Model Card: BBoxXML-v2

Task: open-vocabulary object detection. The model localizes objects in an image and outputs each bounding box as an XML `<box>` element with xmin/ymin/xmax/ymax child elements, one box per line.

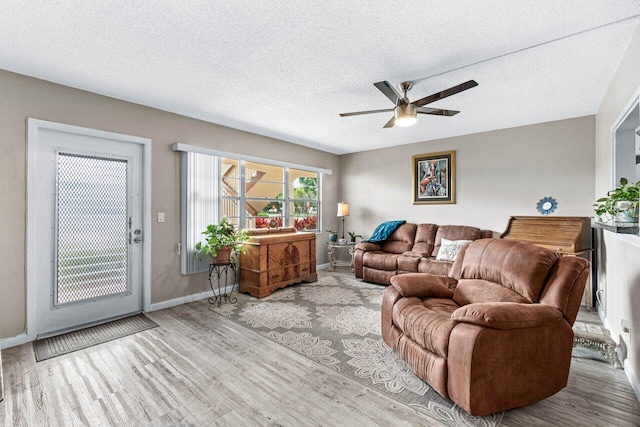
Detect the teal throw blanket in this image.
<box><xmin>365</xmin><ymin>220</ymin><xmax>407</xmax><ymax>243</ymax></box>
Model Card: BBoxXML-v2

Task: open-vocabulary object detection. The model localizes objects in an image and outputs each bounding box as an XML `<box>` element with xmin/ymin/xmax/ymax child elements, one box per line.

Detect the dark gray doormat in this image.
<box><xmin>33</xmin><ymin>314</ymin><xmax>158</xmax><ymax>362</ymax></box>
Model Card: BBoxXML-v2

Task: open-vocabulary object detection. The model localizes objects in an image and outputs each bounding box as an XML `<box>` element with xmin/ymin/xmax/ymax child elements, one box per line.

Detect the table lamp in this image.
<box><xmin>337</xmin><ymin>202</ymin><xmax>349</xmax><ymax>240</ymax></box>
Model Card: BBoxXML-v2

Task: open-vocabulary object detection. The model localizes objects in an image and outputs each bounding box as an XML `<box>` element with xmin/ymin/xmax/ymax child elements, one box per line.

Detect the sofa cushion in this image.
<box><xmin>431</xmin><ymin>225</ymin><xmax>482</xmax><ymax>257</ymax></box>
<box><xmin>411</xmin><ymin>223</ymin><xmax>438</xmax><ymax>255</ymax></box>
<box><xmin>362</xmin><ymin>252</ymin><xmax>398</xmax><ymax>271</ymax></box>
<box><xmin>459</xmin><ymin>239</ymin><xmax>558</xmax><ymax>303</ymax></box>
<box><xmin>380</xmin><ymin>223</ymin><xmax>418</xmax><ymax>254</ymax></box>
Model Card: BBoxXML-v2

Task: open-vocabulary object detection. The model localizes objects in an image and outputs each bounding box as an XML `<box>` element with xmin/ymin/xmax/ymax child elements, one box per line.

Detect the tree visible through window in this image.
<box><xmin>220</xmin><ymin>159</ymin><xmax>319</xmax><ymax>231</ymax></box>
<box><xmin>289</xmin><ymin>170</ymin><xmax>318</xmax><ymax>231</ymax></box>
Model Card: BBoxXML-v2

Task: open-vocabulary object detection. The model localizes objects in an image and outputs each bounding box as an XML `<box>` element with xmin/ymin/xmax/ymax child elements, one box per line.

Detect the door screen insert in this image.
<box><xmin>55</xmin><ymin>153</ymin><xmax>129</xmax><ymax>305</ymax></box>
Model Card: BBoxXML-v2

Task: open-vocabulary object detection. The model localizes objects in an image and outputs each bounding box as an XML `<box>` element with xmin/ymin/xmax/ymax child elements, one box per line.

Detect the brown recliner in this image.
<box><xmin>382</xmin><ymin>238</ymin><xmax>590</xmax><ymax>416</ymax></box>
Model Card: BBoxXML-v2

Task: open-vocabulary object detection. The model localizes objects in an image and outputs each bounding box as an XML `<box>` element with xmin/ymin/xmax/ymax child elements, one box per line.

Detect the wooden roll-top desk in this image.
<box><xmin>501</xmin><ymin>216</ymin><xmax>593</xmax><ymax>308</ymax></box>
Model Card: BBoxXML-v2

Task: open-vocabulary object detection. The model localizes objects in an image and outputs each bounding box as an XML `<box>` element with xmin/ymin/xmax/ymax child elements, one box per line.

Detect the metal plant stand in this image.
<box><xmin>208</xmin><ymin>262</ymin><xmax>237</xmax><ymax>307</ymax></box>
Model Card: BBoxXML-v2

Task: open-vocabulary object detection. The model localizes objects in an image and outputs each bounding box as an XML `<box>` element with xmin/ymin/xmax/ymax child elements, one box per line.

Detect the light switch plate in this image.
<box><xmin>158</xmin><ymin>212</ymin><xmax>165</xmax><ymax>223</ymax></box>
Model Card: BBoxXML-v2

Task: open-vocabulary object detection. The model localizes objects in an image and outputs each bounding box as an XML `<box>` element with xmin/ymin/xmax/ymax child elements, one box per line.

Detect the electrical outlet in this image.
<box><xmin>158</xmin><ymin>212</ymin><xmax>165</xmax><ymax>223</ymax></box>
<box><xmin>621</xmin><ymin>319</ymin><xmax>631</xmax><ymax>333</ymax></box>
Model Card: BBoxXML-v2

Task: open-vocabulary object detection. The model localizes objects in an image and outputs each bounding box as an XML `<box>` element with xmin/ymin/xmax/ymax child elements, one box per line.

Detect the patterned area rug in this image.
<box><xmin>210</xmin><ymin>272</ymin><xmax>502</xmax><ymax>426</ymax></box>
<box><xmin>33</xmin><ymin>314</ymin><xmax>158</xmax><ymax>362</ymax></box>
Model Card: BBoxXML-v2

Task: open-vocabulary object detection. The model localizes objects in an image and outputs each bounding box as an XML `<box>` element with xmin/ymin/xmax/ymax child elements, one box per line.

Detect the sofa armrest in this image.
<box><xmin>390</xmin><ymin>273</ymin><xmax>457</xmax><ymax>298</ymax></box>
<box><xmin>451</xmin><ymin>302</ymin><xmax>562</xmax><ymax>330</ymax></box>
<box><xmin>355</xmin><ymin>242</ymin><xmax>381</xmax><ymax>252</ymax></box>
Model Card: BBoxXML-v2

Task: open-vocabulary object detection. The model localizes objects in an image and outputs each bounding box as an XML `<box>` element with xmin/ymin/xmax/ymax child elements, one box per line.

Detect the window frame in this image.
<box><xmin>220</xmin><ymin>158</ymin><xmax>320</xmax><ymax>231</ymax></box>
<box><xmin>173</xmin><ymin>143</ymin><xmax>331</xmax><ymax>274</ymax></box>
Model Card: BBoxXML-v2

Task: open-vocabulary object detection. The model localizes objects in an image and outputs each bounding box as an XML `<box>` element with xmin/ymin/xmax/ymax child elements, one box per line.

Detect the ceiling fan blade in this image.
<box><xmin>413</xmin><ymin>80</ymin><xmax>478</xmax><ymax>107</ymax></box>
<box><xmin>340</xmin><ymin>108</ymin><xmax>394</xmax><ymax>117</ymax></box>
<box><xmin>417</xmin><ymin>107</ymin><xmax>460</xmax><ymax>117</ymax></box>
<box><xmin>374</xmin><ymin>81</ymin><xmax>402</xmax><ymax>105</ymax></box>
<box><xmin>383</xmin><ymin>116</ymin><xmax>395</xmax><ymax>128</ymax></box>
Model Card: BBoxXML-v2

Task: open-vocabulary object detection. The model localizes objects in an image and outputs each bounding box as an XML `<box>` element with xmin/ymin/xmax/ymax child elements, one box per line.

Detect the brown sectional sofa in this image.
<box><xmin>382</xmin><ymin>238</ymin><xmax>590</xmax><ymax>415</ymax></box>
<box><xmin>354</xmin><ymin>223</ymin><xmax>493</xmax><ymax>284</ymax></box>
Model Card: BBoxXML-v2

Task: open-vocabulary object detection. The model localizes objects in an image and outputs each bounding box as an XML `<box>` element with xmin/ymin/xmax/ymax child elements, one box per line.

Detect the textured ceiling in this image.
<box><xmin>0</xmin><ymin>1</ymin><xmax>638</xmax><ymax>154</ymax></box>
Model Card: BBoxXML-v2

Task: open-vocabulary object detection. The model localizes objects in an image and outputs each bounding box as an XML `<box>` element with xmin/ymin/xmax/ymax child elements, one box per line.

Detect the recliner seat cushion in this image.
<box><xmin>392</xmin><ymin>297</ymin><xmax>458</xmax><ymax>357</ymax></box>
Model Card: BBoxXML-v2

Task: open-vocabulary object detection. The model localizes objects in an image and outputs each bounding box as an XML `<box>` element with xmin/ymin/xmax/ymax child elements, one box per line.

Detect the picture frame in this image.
<box><xmin>412</xmin><ymin>150</ymin><xmax>456</xmax><ymax>204</ymax></box>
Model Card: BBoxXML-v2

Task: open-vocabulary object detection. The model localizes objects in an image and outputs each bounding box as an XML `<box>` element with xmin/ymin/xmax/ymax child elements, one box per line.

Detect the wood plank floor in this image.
<box><xmin>2</xmin><ymin>271</ymin><xmax>639</xmax><ymax>426</ymax></box>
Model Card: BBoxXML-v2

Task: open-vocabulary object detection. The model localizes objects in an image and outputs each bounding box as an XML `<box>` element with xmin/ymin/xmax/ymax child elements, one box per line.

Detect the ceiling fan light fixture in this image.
<box><xmin>394</xmin><ymin>103</ymin><xmax>417</xmax><ymax>127</ymax></box>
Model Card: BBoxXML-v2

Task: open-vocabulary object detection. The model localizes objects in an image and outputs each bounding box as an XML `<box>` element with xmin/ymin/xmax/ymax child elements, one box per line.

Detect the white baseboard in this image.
<box><xmin>147</xmin><ymin>285</ymin><xmax>238</xmax><ymax>312</ymax></box>
<box><xmin>0</xmin><ymin>333</ymin><xmax>30</xmax><ymax>350</ymax></box>
<box><xmin>317</xmin><ymin>263</ymin><xmax>330</xmax><ymax>270</ymax></box>
<box><xmin>625</xmin><ymin>360</ymin><xmax>640</xmax><ymax>403</ymax></box>
<box><xmin>599</xmin><ymin>308</ymin><xmax>617</xmax><ymax>342</ymax></box>
<box><xmin>598</xmin><ymin>307</ymin><xmax>640</xmax><ymax>403</ymax></box>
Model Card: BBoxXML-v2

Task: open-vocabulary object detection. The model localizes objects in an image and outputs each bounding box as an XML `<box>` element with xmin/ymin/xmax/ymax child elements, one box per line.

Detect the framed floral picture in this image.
<box><xmin>412</xmin><ymin>150</ymin><xmax>456</xmax><ymax>204</ymax></box>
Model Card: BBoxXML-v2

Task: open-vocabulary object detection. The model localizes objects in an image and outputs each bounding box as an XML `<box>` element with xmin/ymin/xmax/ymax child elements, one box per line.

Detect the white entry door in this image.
<box><xmin>30</xmin><ymin>123</ymin><xmax>145</xmax><ymax>338</ymax></box>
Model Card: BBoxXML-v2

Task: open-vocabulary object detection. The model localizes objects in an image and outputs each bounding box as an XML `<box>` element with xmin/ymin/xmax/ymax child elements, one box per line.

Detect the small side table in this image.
<box><xmin>327</xmin><ymin>242</ymin><xmax>357</xmax><ymax>272</ymax></box>
<box><xmin>208</xmin><ymin>262</ymin><xmax>237</xmax><ymax>307</ymax></box>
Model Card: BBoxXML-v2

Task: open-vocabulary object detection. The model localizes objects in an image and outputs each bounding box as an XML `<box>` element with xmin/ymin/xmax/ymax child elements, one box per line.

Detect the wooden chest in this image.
<box><xmin>239</xmin><ymin>228</ymin><xmax>317</xmax><ymax>298</ymax></box>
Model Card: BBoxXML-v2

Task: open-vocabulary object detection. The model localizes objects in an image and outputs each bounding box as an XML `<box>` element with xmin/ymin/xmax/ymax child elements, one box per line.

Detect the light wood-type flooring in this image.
<box><xmin>2</xmin><ymin>271</ymin><xmax>639</xmax><ymax>426</ymax></box>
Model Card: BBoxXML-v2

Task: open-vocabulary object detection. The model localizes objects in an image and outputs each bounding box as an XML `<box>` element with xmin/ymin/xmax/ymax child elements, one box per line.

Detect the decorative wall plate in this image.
<box><xmin>268</xmin><ymin>218</ymin><xmax>279</xmax><ymax>229</ymax></box>
<box><xmin>536</xmin><ymin>197</ymin><xmax>558</xmax><ymax>215</ymax></box>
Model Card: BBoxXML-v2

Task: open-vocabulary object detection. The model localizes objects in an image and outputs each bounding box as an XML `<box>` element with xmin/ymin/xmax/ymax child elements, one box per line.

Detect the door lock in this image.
<box><xmin>133</xmin><ymin>229</ymin><xmax>142</xmax><ymax>243</ymax></box>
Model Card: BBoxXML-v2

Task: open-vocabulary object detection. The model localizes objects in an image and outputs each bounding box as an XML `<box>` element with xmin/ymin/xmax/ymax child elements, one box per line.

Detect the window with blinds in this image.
<box><xmin>178</xmin><ymin>149</ymin><xmax>323</xmax><ymax>274</ymax></box>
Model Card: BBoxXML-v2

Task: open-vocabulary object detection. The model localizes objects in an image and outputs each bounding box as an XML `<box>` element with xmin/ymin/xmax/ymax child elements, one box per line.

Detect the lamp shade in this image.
<box><xmin>337</xmin><ymin>202</ymin><xmax>349</xmax><ymax>217</ymax></box>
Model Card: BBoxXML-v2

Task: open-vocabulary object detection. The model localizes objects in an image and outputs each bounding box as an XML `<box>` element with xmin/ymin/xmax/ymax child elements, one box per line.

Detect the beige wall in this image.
<box><xmin>339</xmin><ymin>115</ymin><xmax>595</xmax><ymax>236</ymax></box>
<box><xmin>0</xmin><ymin>69</ymin><xmax>339</xmax><ymax>340</ymax></box>
<box><xmin>595</xmin><ymin>22</ymin><xmax>640</xmax><ymax>387</ymax></box>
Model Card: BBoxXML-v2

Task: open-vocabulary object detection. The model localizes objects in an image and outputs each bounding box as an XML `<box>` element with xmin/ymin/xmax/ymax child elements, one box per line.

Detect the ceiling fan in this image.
<box><xmin>340</xmin><ymin>79</ymin><xmax>478</xmax><ymax>128</ymax></box>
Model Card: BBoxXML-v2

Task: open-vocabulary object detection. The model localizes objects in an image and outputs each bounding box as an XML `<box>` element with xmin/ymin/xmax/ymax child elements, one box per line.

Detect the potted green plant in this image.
<box><xmin>195</xmin><ymin>218</ymin><xmax>250</xmax><ymax>264</ymax></box>
<box><xmin>593</xmin><ymin>177</ymin><xmax>640</xmax><ymax>223</ymax></box>
<box><xmin>347</xmin><ymin>231</ymin><xmax>362</xmax><ymax>243</ymax></box>
<box><xmin>326</xmin><ymin>229</ymin><xmax>338</xmax><ymax>242</ymax></box>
